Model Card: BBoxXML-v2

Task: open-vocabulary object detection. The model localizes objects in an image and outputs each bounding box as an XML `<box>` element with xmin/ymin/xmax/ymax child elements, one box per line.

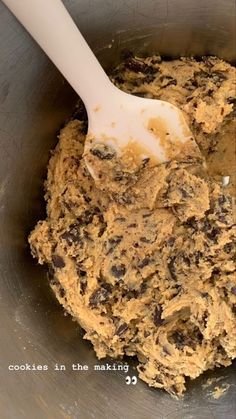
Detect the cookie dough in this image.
<box><xmin>112</xmin><ymin>54</ymin><xmax>236</xmax><ymax>196</ymax></box>
<box><xmin>29</xmin><ymin>55</ymin><xmax>236</xmax><ymax>396</ymax></box>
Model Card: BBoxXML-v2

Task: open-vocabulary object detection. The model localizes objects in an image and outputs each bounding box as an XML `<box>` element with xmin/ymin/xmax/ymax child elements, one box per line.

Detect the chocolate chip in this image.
<box><xmin>83</xmin><ymin>210</ymin><xmax>94</xmax><ymax>224</ymax></box>
<box><xmin>218</xmin><ymin>215</ymin><xmax>227</xmax><ymax>224</ymax></box>
<box><xmin>184</xmin><ymin>80</ymin><xmax>196</xmax><ymax>90</ymax></box>
<box><xmin>127</xmin><ymin>223</ymin><xmax>137</xmax><ymax>228</ymax></box>
<box><xmin>111</xmin><ymin>264</ymin><xmax>126</xmax><ymax>278</ymax></box>
<box><xmin>168</xmin><ymin>257</ymin><xmax>177</xmax><ymax>281</ymax></box>
<box><xmin>140</xmin><ymin>281</ymin><xmax>147</xmax><ymax>294</ymax></box>
<box><xmin>141</xmin><ymin>157</ymin><xmax>150</xmax><ymax>167</ymax></box>
<box><xmin>153</xmin><ymin>305</ymin><xmax>163</xmax><ymax>326</ymax></box>
<box><xmin>186</xmin><ymin>96</ymin><xmax>193</xmax><ymax>103</ymax></box>
<box><xmin>52</xmin><ymin>254</ymin><xmax>65</xmax><ymax>268</ymax></box>
<box><xmin>194</xmin><ymin>70</ymin><xmax>209</xmax><ymax>80</ymax></box>
<box><xmin>202</xmin><ymin>311</ymin><xmax>208</xmax><ymax>327</ymax></box>
<box><xmin>212</xmin><ymin>71</ymin><xmax>227</xmax><ymax>83</ymax></box>
<box><xmin>159</xmin><ymin>75</ymin><xmax>177</xmax><ymax>87</ymax></box>
<box><xmin>212</xmin><ymin>267</ymin><xmax>220</xmax><ymax>276</ymax></box>
<box><xmin>207</xmin><ymin>88</ymin><xmax>214</xmax><ymax>97</ymax></box>
<box><xmin>164</xmin><ymin>78</ymin><xmax>177</xmax><ymax>87</ymax></box>
<box><xmin>138</xmin><ymin>257</ymin><xmax>151</xmax><ymax>268</ymax></box>
<box><xmin>171</xmin><ymin>331</ymin><xmax>194</xmax><ymax>350</ymax></box>
<box><xmin>218</xmin><ymin>195</ymin><xmax>227</xmax><ymax>205</ymax></box>
<box><xmin>77</xmin><ymin>268</ymin><xmax>86</xmax><ymax>277</ymax></box>
<box><xmin>131</xmin><ymin>337</ymin><xmax>140</xmax><ymax>344</ymax></box>
<box><xmin>113</xmin><ymin>172</ymin><xmax>124</xmax><ymax>181</ymax></box>
<box><xmin>77</xmin><ymin>268</ymin><xmax>87</xmax><ymax>295</ymax></box>
<box><xmin>163</xmin><ymin>346</ymin><xmax>171</xmax><ymax>355</ymax></box>
<box><xmin>61</xmin><ymin>224</ymin><xmax>81</xmax><ymax>245</ymax></box>
<box><xmin>49</xmin><ymin>275</ymin><xmax>66</xmax><ymax>298</ymax></box>
<box><xmin>106</xmin><ymin>236</ymin><xmax>123</xmax><ymax>254</ymax></box>
<box><xmin>89</xmin><ymin>287</ymin><xmax>110</xmax><ymax>307</ymax></box>
<box><xmin>166</xmin><ymin>237</ymin><xmax>175</xmax><ymax>247</ymax></box>
<box><xmin>98</xmin><ymin>223</ymin><xmax>107</xmax><ymax>238</ymax></box>
<box><xmin>184</xmin><ymin>217</ymin><xmax>198</xmax><ymax>230</ymax></box>
<box><xmin>143</xmin><ymin>73</ymin><xmax>156</xmax><ymax>83</ymax></box>
<box><xmin>140</xmin><ymin>236</ymin><xmax>150</xmax><ymax>243</ymax></box>
<box><xmin>142</xmin><ymin>213</ymin><xmax>152</xmax><ymax>218</ymax></box>
<box><xmin>114</xmin><ymin>76</ymin><xmax>124</xmax><ymax>84</ymax></box>
<box><xmin>183</xmin><ymin>255</ymin><xmax>191</xmax><ymax>267</ymax></box>
<box><xmin>227</xmin><ymin>96</ymin><xmax>236</xmax><ymax>105</ymax></box>
<box><xmin>100</xmin><ymin>282</ymin><xmax>112</xmax><ymax>293</ymax></box>
<box><xmin>49</xmin><ymin>274</ymin><xmax>59</xmax><ymax>287</ymax></box>
<box><xmin>231</xmin><ymin>287</ymin><xmax>236</xmax><ymax>295</ymax></box>
<box><xmin>98</xmin><ymin>214</ymin><xmax>107</xmax><ymax>237</ymax></box>
<box><xmin>115</xmin><ymin>323</ymin><xmax>128</xmax><ymax>336</ymax></box>
<box><xmin>224</xmin><ymin>243</ymin><xmax>233</xmax><ymax>253</ymax></box>
<box><xmin>80</xmin><ymin>278</ymin><xmax>87</xmax><ymax>295</ymax></box>
<box><xmin>134</xmin><ymin>92</ymin><xmax>147</xmax><ymax>98</ymax></box>
<box><xmin>90</xmin><ymin>144</ymin><xmax>116</xmax><ymax>160</ymax></box>
<box><xmin>202</xmin><ymin>219</ymin><xmax>212</xmax><ymax>232</ymax></box>
<box><xmin>180</xmin><ymin>188</ymin><xmax>190</xmax><ymax>198</ymax></box>
<box><xmin>207</xmin><ymin>227</ymin><xmax>221</xmax><ymax>242</ymax></box>
<box><xmin>117</xmin><ymin>194</ymin><xmax>133</xmax><ymax>205</ymax></box>
<box><xmin>125</xmin><ymin>57</ymin><xmax>156</xmax><ymax>74</ymax></box>
<box><xmin>58</xmin><ymin>287</ymin><xmax>66</xmax><ymax>298</ymax></box>
<box><xmin>126</xmin><ymin>289</ymin><xmax>139</xmax><ymax>300</ymax></box>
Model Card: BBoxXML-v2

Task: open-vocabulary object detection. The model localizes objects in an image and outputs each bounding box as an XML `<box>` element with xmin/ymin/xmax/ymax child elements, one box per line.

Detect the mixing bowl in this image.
<box><xmin>0</xmin><ymin>0</ymin><xmax>235</xmax><ymax>418</ymax></box>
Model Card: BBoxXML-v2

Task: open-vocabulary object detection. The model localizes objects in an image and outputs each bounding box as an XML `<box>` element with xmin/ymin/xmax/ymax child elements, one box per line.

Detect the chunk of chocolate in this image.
<box><xmin>138</xmin><ymin>257</ymin><xmax>151</xmax><ymax>269</ymax></box>
<box><xmin>106</xmin><ymin>236</ymin><xmax>123</xmax><ymax>254</ymax></box>
<box><xmin>168</xmin><ymin>257</ymin><xmax>177</xmax><ymax>281</ymax></box>
<box><xmin>90</xmin><ymin>144</ymin><xmax>116</xmax><ymax>160</ymax></box>
<box><xmin>115</xmin><ymin>323</ymin><xmax>128</xmax><ymax>336</ymax></box>
<box><xmin>207</xmin><ymin>227</ymin><xmax>221</xmax><ymax>242</ymax></box>
<box><xmin>52</xmin><ymin>254</ymin><xmax>65</xmax><ymax>268</ymax></box>
<box><xmin>153</xmin><ymin>305</ymin><xmax>163</xmax><ymax>326</ymax></box>
<box><xmin>77</xmin><ymin>268</ymin><xmax>87</xmax><ymax>295</ymax></box>
<box><xmin>111</xmin><ymin>264</ymin><xmax>126</xmax><ymax>278</ymax></box>
<box><xmin>49</xmin><ymin>275</ymin><xmax>66</xmax><ymax>298</ymax></box>
<box><xmin>140</xmin><ymin>236</ymin><xmax>150</xmax><ymax>243</ymax></box>
<box><xmin>61</xmin><ymin>224</ymin><xmax>81</xmax><ymax>246</ymax></box>
<box><xmin>125</xmin><ymin>57</ymin><xmax>156</xmax><ymax>74</ymax></box>
<box><xmin>89</xmin><ymin>286</ymin><xmax>110</xmax><ymax>307</ymax></box>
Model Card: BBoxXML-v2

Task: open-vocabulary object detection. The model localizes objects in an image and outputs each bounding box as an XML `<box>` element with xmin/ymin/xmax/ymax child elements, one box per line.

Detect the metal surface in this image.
<box><xmin>0</xmin><ymin>0</ymin><xmax>235</xmax><ymax>418</ymax></box>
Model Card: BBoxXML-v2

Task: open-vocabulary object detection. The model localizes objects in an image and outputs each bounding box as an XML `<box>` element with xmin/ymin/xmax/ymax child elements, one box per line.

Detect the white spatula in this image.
<box><xmin>3</xmin><ymin>0</ymin><xmax>200</xmax><ymax>180</ymax></box>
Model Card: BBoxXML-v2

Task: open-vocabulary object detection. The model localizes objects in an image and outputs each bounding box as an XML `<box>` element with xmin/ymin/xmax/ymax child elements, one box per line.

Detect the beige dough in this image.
<box><xmin>29</xmin><ymin>55</ymin><xmax>236</xmax><ymax>397</ymax></box>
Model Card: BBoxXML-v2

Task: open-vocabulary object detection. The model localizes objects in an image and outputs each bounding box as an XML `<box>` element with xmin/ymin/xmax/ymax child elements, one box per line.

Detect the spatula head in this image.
<box><xmin>84</xmin><ymin>90</ymin><xmax>201</xmax><ymax>183</ymax></box>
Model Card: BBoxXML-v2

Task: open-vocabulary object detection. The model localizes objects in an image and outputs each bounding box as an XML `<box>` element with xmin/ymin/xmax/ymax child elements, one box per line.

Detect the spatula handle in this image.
<box><xmin>3</xmin><ymin>0</ymin><xmax>114</xmax><ymax>111</ymax></box>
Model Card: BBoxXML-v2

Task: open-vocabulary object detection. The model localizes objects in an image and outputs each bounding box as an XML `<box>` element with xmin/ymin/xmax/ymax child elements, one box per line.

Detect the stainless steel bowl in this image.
<box><xmin>0</xmin><ymin>1</ymin><xmax>235</xmax><ymax>418</ymax></box>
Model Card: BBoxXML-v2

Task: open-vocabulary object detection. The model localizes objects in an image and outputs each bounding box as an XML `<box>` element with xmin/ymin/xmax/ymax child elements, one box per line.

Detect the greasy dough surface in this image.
<box><xmin>29</xmin><ymin>55</ymin><xmax>236</xmax><ymax>396</ymax></box>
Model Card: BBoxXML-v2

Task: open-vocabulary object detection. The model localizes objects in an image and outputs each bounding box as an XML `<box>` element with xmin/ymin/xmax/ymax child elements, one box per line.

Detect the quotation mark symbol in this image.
<box><xmin>125</xmin><ymin>376</ymin><xmax>137</xmax><ymax>385</ymax></box>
